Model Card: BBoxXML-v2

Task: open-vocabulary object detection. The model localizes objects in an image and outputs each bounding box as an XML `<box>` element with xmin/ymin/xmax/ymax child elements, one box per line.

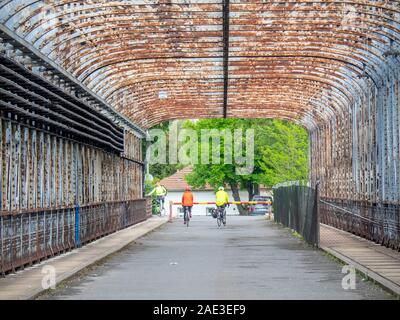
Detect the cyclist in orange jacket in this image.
<box><xmin>182</xmin><ymin>186</ymin><xmax>194</xmax><ymax>224</ymax></box>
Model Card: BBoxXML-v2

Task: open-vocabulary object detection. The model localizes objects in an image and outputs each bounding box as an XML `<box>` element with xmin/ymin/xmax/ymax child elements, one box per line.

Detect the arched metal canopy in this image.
<box><xmin>0</xmin><ymin>0</ymin><xmax>399</xmax><ymax>130</ymax></box>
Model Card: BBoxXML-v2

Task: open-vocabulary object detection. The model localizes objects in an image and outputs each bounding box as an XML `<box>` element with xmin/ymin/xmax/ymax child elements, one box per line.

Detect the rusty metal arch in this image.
<box><xmin>2</xmin><ymin>0</ymin><xmax>400</xmax><ymax>256</ymax></box>
<box><xmin>104</xmin><ymin>77</ymin><xmax>349</xmax><ymax>119</ymax></box>
<box><xmin>0</xmin><ymin>0</ymin><xmax>398</xmax><ymax>132</ymax></box>
<box><xmin>92</xmin><ymin>68</ymin><xmax>354</xmax><ymax>124</ymax></box>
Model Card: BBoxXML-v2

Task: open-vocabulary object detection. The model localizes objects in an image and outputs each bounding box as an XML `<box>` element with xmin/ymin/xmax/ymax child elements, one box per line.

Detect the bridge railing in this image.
<box><xmin>272</xmin><ymin>183</ymin><xmax>319</xmax><ymax>247</ymax></box>
<box><xmin>0</xmin><ymin>198</ymin><xmax>151</xmax><ymax>276</ymax></box>
<box><xmin>272</xmin><ymin>181</ymin><xmax>400</xmax><ymax>251</ymax></box>
<box><xmin>319</xmin><ymin>198</ymin><xmax>400</xmax><ymax>251</ymax></box>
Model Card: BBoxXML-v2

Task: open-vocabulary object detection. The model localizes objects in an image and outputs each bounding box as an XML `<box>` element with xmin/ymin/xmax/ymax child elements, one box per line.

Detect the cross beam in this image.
<box><xmin>222</xmin><ymin>0</ymin><xmax>230</xmax><ymax>118</ymax></box>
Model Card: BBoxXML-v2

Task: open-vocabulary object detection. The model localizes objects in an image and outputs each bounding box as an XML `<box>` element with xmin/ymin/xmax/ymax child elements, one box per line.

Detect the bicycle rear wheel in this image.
<box><xmin>184</xmin><ymin>209</ymin><xmax>189</xmax><ymax>227</ymax></box>
<box><xmin>217</xmin><ymin>213</ymin><xmax>222</xmax><ymax>228</ymax></box>
<box><xmin>154</xmin><ymin>201</ymin><xmax>160</xmax><ymax>216</ymax></box>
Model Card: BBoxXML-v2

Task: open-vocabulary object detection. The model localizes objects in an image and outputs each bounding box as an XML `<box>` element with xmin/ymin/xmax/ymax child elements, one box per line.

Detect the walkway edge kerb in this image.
<box><xmin>0</xmin><ymin>217</ymin><xmax>168</xmax><ymax>300</ymax></box>
<box><xmin>320</xmin><ymin>246</ymin><xmax>400</xmax><ymax>297</ymax></box>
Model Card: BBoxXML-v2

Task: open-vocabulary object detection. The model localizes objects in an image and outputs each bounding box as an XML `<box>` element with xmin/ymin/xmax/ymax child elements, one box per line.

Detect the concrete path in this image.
<box><xmin>0</xmin><ymin>216</ymin><xmax>168</xmax><ymax>300</ymax></box>
<box><xmin>320</xmin><ymin>224</ymin><xmax>400</xmax><ymax>296</ymax></box>
<box><xmin>42</xmin><ymin>216</ymin><xmax>393</xmax><ymax>300</ymax></box>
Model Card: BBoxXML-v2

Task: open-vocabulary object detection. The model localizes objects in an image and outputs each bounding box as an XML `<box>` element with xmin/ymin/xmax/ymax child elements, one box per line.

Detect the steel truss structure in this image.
<box><xmin>0</xmin><ymin>0</ymin><xmax>399</xmax><ymax>259</ymax></box>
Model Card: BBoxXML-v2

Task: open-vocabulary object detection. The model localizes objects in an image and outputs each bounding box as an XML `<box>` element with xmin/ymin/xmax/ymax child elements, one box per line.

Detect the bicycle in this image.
<box><xmin>216</xmin><ymin>206</ymin><xmax>226</xmax><ymax>228</ymax></box>
<box><xmin>183</xmin><ymin>206</ymin><xmax>190</xmax><ymax>227</ymax></box>
<box><xmin>156</xmin><ymin>196</ymin><xmax>165</xmax><ymax>216</ymax></box>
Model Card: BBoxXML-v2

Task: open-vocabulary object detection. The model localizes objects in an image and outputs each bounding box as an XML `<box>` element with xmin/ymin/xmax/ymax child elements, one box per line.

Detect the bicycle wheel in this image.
<box><xmin>223</xmin><ymin>211</ymin><xmax>226</xmax><ymax>226</ymax></box>
<box><xmin>217</xmin><ymin>212</ymin><xmax>222</xmax><ymax>228</ymax></box>
<box><xmin>160</xmin><ymin>201</ymin><xmax>165</xmax><ymax>216</ymax></box>
<box><xmin>154</xmin><ymin>202</ymin><xmax>160</xmax><ymax>216</ymax></box>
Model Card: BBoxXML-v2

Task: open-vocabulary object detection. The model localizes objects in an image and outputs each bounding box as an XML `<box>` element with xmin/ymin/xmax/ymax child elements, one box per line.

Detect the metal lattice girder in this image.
<box><xmin>0</xmin><ymin>22</ymin><xmax>145</xmax><ymax>138</ymax></box>
<box><xmin>0</xmin><ymin>1</ymin><xmax>400</xmax><ymax>206</ymax></box>
<box><xmin>0</xmin><ymin>52</ymin><xmax>127</xmax><ymax>153</ymax></box>
<box><xmin>1</xmin><ymin>0</ymin><xmax>398</xmax><ymax>129</ymax></box>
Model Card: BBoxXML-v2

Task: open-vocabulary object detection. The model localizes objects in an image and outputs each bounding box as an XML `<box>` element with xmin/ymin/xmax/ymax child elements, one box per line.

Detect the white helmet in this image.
<box><xmin>218</xmin><ymin>186</ymin><xmax>224</xmax><ymax>191</ymax></box>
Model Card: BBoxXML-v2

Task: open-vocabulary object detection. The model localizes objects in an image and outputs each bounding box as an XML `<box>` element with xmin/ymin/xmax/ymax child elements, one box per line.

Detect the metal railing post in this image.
<box><xmin>75</xmin><ymin>204</ymin><xmax>80</xmax><ymax>248</ymax></box>
<box><xmin>0</xmin><ymin>216</ymin><xmax>4</xmax><ymax>277</ymax></box>
<box><xmin>169</xmin><ymin>201</ymin><xmax>173</xmax><ymax>222</ymax></box>
<box><xmin>316</xmin><ymin>181</ymin><xmax>320</xmax><ymax>248</ymax></box>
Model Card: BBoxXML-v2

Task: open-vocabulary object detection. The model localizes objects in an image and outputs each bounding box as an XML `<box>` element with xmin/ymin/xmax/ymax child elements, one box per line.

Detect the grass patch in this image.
<box><xmin>291</xmin><ymin>230</ymin><xmax>304</xmax><ymax>240</ymax></box>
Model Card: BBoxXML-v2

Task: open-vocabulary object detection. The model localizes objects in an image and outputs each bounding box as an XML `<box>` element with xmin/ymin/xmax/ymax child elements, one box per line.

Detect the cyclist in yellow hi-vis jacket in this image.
<box><xmin>215</xmin><ymin>186</ymin><xmax>229</xmax><ymax>208</ymax></box>
<box><xmin>147</xmin><ymin>182</ymin><xmax>167</xmax><ymax>215</ymax></box>
<box><xmin>214</xmin><ymin>186</ymin><xmax>229</xmax><ymax>224</ymax></box>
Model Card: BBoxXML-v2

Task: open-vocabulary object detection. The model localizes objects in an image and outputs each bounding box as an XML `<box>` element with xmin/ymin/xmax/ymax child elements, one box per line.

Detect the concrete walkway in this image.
<box><xmin>41</xmin><ymin>216</ymin><xmax>393</xmax><ymax>300</ymax></box>
<box><xmin>320</xmin><ymin>224</ymin><xmax>400</xmax><ymax>296</ymax></box>
<box><xmin>0</xmin><ymin>216</ymin><xmax>168</xmax><ymax>300</ymax></box>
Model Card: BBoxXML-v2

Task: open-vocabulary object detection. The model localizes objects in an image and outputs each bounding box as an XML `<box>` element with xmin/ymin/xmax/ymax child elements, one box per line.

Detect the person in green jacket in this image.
<box><xmin>148</xmin><ymin>182</ymin><xmax>167</xmax><ymax>214</ymax></box>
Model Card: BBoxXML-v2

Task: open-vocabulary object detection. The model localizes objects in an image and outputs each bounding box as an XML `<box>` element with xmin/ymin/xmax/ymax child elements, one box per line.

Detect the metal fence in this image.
<box><xmin>320</xmin><ymin>198</ymin><xmax>400</xmax><ymax>251</ymax></box>
<box><xmin>0</xmin><ymin>198</ymin><xmax>151</xmax><ymax>275</ymax></box>
<box><xmin>273</xmin><ymin>183</ymin><xmax>400</xmax><ymax>251</ymax></box>
<box><xmin>273</xmin><ymin>184</ymin><xmax>319</xmax><ymax>247</ymax></box>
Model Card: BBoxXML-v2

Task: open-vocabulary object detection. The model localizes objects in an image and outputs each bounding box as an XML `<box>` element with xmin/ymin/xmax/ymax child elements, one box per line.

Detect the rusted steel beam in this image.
<box><xmin>2</xmin><ymin>0</ymin><xmax>395</xmax><ymax>130</ymax></box>
<box><xmin>0</xmin><ymin>117</ymin><xmax>143</xmax><ymax>213</ymax></box>
<box><xmin>222</xmin><ymin>0</ymin><xmax>229</xmax><ymax>118</ymax></box>
<box><xmin>0</xmin><ymin>23</ymin><xmax>144</xmax><ymax>137</ymax></box>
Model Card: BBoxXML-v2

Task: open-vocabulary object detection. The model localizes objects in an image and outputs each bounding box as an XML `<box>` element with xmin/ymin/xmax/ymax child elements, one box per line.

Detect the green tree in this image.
<box><xmin>145</xmin><ymin>118</ymin><xmax>308</xmax><ymax>215</ymax></box>
<box><xmin>183</xmin><ymin>119</ymin><xmax>262</xmax><ymax>215</ymax></box>
<box><xmin>257</xmin><ymin>121</ymin><xmax>308</xmax><ymax>186</ymax></box>
<box><xmin>184</xmin><ymin>119</ymin><xmax>308</xmax><ymax>215</ymax></box>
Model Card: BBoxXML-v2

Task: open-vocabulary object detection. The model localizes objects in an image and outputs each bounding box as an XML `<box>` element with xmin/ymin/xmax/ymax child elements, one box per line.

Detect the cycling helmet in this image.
<box><xmin>218</xmin><ymin>186</ymin><xmax>224</xmax><ymax>191</ymax></box>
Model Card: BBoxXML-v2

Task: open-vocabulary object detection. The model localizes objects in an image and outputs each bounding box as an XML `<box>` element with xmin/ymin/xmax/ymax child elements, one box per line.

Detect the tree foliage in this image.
<box><xmin>257</xmin><ymin>120</ymin><xmax>308</xmax><ymax>186</ymax></box>
<box><xmin>145</xmin><ymin>118</ymin><xmax>308</xmax><ymax>214</ymax></box>
<box><xmin>183</xmin><ymin>118</ymin><xmax>308</xmax><ymax>192</ymax></box>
